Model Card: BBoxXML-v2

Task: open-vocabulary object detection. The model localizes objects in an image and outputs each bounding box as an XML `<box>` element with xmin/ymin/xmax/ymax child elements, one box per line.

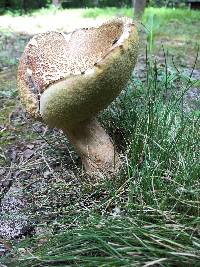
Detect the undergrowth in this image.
<box><xmin>1</xmin><ymin>48</ymin><xmax>199</xmax><ymax>266</ymax></box>
<box><xmin>82</xmin><ymin>6</ymin><xmax>200</xmax><ymax>23</ymax></box>
<box><xmin>82</xmin><ymin>7</ymin><xmax>200</xmax><ymax>69</ymax></box>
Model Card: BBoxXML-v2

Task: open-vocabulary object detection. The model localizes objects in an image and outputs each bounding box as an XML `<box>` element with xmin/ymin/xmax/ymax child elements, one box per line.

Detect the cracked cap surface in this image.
<box><xmin>17</xmin><ymin>17</ymin><xmax>139</xmax><ymax>128</ymax></box>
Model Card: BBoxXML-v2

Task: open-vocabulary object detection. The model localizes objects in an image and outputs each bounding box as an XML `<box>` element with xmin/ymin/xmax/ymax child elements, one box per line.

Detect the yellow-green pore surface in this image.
<box><xmin>17</xmin><ymin>18</ymin><xmax>139</xmax><ymax>129</ymax></box>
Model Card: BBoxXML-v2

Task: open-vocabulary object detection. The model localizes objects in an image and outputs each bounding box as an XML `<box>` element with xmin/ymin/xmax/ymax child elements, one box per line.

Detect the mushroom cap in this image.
<box><xmin>17</xmin><ymin>17</ymin><xmax>139</xmax><ymax>129</ymax></box>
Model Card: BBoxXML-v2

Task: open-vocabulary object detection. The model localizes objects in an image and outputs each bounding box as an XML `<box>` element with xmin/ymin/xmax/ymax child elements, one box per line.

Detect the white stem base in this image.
<box><xmin>63</xmin><ymin>118</ymin><xmax>121</xmax><ymax>179</ymax></box>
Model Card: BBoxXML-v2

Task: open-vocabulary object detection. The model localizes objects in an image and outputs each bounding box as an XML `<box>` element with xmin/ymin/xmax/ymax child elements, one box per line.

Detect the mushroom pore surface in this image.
<box><xmin>18</xmin><ymin>18</ymin><xmax>139</xmax><ymax>129</ymax></box>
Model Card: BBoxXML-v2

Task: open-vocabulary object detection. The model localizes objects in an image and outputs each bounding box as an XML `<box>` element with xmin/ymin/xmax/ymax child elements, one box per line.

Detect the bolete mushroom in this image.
<box><xmin>17</xmin><ymin>17</ymin><xmax>139</xmax><ymax>179</ymax></box>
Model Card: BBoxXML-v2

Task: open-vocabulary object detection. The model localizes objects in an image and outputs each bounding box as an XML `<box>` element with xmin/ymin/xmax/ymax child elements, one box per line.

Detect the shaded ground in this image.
<box><xmin>0</xmin><ymin>8</ymin><xmax>200</xmax><ymax>258</ymax></box>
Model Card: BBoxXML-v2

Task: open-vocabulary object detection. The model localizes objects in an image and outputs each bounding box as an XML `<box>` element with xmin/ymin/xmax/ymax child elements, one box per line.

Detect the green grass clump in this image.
<box><xmin>0</xmin><ymin>30</ymin><xmax>28</xmax><ymax>68</ymax></box>
<box><xmin>1</xmin><ymin>52</ymin><xmax>199</xmax><ymax>266</ymax></box>
<box><xmin>3</xmin><ymin>217</ymin><xmax>200</xmax><ymax>267</ymax></box>
<box><xmin>144</xmin><ymin>7</ymin><xmax>200</xmax><ymax>23</ymax></box>
<box><xmin>82</xmin><ymin>7</ymin><xmax>200</xmax><ymax>44</ymax></box>
<box><xmin>82</xmin><ymin>7</ymin><xmax>132</xmax><ymax>18</ymax></box>
<box><xmin>82</xmin><ymin>6</ymin><xmax>200</xmax><ymax>23</ymax></box>
<box><xmin>82</xmin><ymin>7</ymin><xmax>200</xmax><ymax>66</ymax></box>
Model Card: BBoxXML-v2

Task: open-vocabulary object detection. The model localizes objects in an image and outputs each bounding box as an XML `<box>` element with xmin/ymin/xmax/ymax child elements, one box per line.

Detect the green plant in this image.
<box><xmin>1</xmin><ymin>47</ymin><xmax>199</xmax><ymax>266</ymax></box>
<box><xmin>144</xmin><ymin>13</ymin><xmax>160</xmax><ymax>54</ymax></box>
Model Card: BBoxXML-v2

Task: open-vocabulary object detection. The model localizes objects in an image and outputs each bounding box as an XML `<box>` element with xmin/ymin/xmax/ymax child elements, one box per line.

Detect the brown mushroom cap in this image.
<box><xmin>17</xmin><ymin>17</ymin><xmax>139</xmax><ymax>129</ymax></box>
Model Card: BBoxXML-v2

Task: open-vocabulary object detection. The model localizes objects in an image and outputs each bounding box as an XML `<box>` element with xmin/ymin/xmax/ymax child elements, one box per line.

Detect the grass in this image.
<box><xmin>0</xmin><ymin>6</ymin><xmax>199</xmax><ymax>266</ymax></box>
<box><xmin>3</xmin><ymin>218</ymin><xmax>200</xmax><ymax>266</ymax></box>
<box><xmin>1</xmin><ymin>49</ymin><xmax>199</xmax><ymax>265</ymax></box>
<box><xmin>81</xmin><ymin>6</ymin><xmax>200</xmax><ymax>22</ymax></box>
<box><xmin>82</xmin><ymin>6</ymin><xmax>200</xmax><ymax>22</ymax></box>
<box><xmin>82</xmin><ymin>7</ymin><xmax>200</xmax><ymax>67</ymax></box>
<box><xmin>82</xmin><ymin>7</ymin><xmax>200</xmax><ymax>45</ymax></box>
<box><xmin>0</xmin><ymin>30</ymin><xmax>29</xmax><ymax>68</ymax></box>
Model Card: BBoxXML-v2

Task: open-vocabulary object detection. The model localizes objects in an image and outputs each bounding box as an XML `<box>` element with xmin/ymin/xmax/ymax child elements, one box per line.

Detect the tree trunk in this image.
<box><xmin>20</xmin><ymin>0</ymin><xmax>26</xmax><ymax>15</ymax></box>
<box><xmin>52</xmin><ymin>0</ymin><xmax>61</xmax><ymax>7</ymax></box>
<box><xmin>132</xmin><ymin>0</ymin><xmax>146</xmax><ymax>19</ymax></box>
<box><xmin>93</xmin><ymin>0</ymin><xmax>99</xmax><ymax>7</ymax></box>
<box><xmin>36</xmin><ymin>0</ymin><xmax>43</xmax><ymax>8</ymax></box>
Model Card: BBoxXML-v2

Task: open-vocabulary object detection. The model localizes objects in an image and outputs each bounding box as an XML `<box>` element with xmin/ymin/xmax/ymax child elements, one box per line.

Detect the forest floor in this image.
<box><xmin>0</xmin><ymin>7</ymin><xmax>200</xmax><ymax>266</ymax></box>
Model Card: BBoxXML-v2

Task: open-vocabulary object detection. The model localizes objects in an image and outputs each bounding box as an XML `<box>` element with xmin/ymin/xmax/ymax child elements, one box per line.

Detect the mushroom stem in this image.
<box><xmin>63</xmin><ymin>118</ymin><xmax>121</xmax><ymax>178</ymax></box>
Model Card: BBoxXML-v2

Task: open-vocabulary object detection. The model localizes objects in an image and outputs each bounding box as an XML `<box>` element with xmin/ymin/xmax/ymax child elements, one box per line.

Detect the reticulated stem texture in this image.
<box><xmin>62</xmin><ymin>118</ymin><xmax>121</xmax><ymax>179</ymax></box>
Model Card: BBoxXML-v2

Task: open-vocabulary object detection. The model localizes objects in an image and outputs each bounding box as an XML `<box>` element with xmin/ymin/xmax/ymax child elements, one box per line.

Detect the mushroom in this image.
<box><xmin>17</xmin><ymin>17</ymin><xmax>139</xmax><ymax>179</ymax></box>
